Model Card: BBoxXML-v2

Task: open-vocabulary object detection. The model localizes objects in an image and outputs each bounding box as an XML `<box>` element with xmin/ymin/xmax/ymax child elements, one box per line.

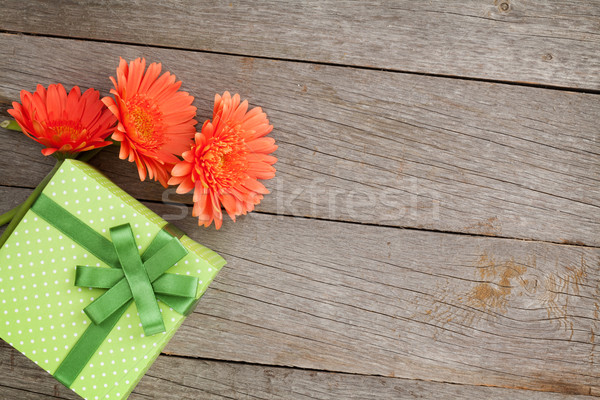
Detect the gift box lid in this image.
<box><xmin>0</xmin><ymin>159</ymin><xmax>226</xmax><ymax>399</ymax></box>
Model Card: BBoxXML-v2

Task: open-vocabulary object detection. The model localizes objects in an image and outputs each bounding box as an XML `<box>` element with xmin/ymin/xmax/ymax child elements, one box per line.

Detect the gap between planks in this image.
<box><xmin>1</xmin><ymin>0</ymin><xmax>599</xmax><ymax>90</ymax></box>
<box><xmin>1</xmin><ymin>29</ymin><xmax>599</xmax><ymax>96</ymax></box>
<box><xmin>0</xmin><ymin>341</ymin><xmax>597</xmax><ymax>399</ymax></box>
<box><xmin>0</xmin><ymin>183</ymin><xmax>597</xmax><ymax>250</ymax></box>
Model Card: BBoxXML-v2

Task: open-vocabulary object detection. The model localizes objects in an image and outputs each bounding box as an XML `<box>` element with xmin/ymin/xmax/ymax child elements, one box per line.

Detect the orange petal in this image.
<box><xmin>175</xmin><ymin>177</ymin><xmax>195</xmax><ymax>194</ymax></box>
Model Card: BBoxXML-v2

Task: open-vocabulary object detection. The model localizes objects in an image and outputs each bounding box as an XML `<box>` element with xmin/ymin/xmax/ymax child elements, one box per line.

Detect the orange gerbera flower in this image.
<box><xmin>169</xmin><ymin>92</ymin><xmax>277</xmax><ymax>229</ymax></box>
<box><xmin>8</xmin><ymin>84</ymin><xmax>116</xmax><ymax>157</ymax></box>
<box><xmin>102</xmin><ymin>58</ymin><xmax>197</xmax><ymax>187</ymax></box>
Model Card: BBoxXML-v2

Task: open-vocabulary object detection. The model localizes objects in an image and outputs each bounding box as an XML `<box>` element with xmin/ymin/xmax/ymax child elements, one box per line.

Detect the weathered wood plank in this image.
<box><xmin>0</xmin><ymin>342</ymin><xmax>80</xmax><ymax>399</ymax></box>
<box><xmin>1</xmin><ymin>186</ymin><xmax>598</xmax><ymax>395</ymax></box>
<box><xmin>171</xmin><ymin>212</ymin><xmax>600</xmax><ymax>395</ymax></box>
<box><xmin>1</xmin><ymin>1</ymin><xmax>599</xmax><ymax>90</ymax></box>
<box><xmin>0</xmin><ymin>341</ymin><xmax>596</xmax><ymax>400</ymax></box>
<box><xmin>0</xmin><ymin>34</ymin><xmax>598</xmax><ymax>246</ymax></box>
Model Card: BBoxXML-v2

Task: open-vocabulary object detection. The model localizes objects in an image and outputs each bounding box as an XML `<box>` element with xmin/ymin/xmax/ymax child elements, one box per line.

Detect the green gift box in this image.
<box><xmin>0</xmin><ymin>159</ymin><xmax>226</xmax><ymax>399</ymax></box>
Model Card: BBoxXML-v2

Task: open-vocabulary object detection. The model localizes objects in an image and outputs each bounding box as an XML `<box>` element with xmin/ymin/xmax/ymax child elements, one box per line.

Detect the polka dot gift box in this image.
<box><xmin>0</xmin><ymin>159</ymin><xmax>226</xmax><ymax>400</ymax></box>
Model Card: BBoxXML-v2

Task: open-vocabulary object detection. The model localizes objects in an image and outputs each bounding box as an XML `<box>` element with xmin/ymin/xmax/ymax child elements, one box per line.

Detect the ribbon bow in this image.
<box><xmin>75</xmin><ymin>223</ymin><xmax>198</xmax><ymax>336</ymax></box>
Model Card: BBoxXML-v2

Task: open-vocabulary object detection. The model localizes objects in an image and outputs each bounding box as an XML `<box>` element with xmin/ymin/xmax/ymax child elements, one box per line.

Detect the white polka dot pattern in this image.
<box><xmin>0</xmin><ymin>159</ymin><xmax>226</xmax><ymax>400</ymax></box>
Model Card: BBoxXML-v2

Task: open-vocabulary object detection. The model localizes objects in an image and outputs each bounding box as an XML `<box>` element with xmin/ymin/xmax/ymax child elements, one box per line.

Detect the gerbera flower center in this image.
<box><xmin>48</xmin><ymin>120</ymin><xmax>86</xmax><ymax>140</ymax></box>
<box><xmin>126</xmin><ymin>95</ymin><xmax>165</xmax><ymax>149</ymax></box>
<box><xmin>197</xmin><ymin>124</ymin><xmax>248</xmax><ymax>189</ymax></box>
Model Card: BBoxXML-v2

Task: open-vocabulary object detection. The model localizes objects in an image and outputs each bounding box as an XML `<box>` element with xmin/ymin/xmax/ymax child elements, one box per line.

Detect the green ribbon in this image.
<box><xmin>30</xmin><ymin>193</ymin><xmax>199</xmax><ymax>388</ymax></box>
<box><xmin>77</xmin><ymin>224</ymin><xmax>198</xmax><ymax>335</ymax></box>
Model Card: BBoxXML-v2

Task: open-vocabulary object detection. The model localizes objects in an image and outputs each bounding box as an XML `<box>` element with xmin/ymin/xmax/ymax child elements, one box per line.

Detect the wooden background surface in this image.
<box><xmin>1</xmin><ymin>1</ymin><xmax>599</xmax><ymax>398</ymax></box>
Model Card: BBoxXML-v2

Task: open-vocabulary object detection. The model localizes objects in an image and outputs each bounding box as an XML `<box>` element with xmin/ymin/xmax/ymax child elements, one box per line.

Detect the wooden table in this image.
<box><xmin>1</xmin><ymin>1</ymin><xmax>599</xmax><ymax>398</ymax></box>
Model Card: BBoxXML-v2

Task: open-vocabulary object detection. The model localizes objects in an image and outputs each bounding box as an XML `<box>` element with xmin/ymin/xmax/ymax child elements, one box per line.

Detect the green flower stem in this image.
<box><xmin>0</xmin><ymin>205</ymin><xmax>19</xmax><ymax>226</ymax></box>
<box><xmin>1</xmin><ymin>119</ymin><xmax>22</xmax><ymax>132</ymax></box>
<box><xmin>0</xmin><ymin>159</ymin><xmax>64</xmax><ymax>249</ymax></box>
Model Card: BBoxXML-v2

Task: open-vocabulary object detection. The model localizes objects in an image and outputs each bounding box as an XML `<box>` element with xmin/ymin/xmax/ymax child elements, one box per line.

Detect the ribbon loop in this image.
<box><xmin>84</xmin><ymin>276</ymin><xmax>133</xmax><ymax>325</ymax></box>
<box><xmin>75</xmin><ymin>266</ymin><xmax>124</xmax><ymax>288</ymax></box>
<box><xmin>153</xmin><ymin>274</ymin><xmax>198</xmax><ymax>297</ymax></box>
<box><xmin>143</xmin><ymin>238</ymin><xmax>189</xmax><ymax>279</ymax></box>
<box><xmin>110</xmin><ymin>224</ymin><xmax>165</xmax><ymax>336</ymax></box>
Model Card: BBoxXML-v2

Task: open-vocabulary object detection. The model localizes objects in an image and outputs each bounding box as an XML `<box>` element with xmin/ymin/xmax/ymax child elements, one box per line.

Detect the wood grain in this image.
<box><xmin>1</xmin><ymin>3</ymin><xmax>599</xmax><ymax>399</ymax></box>
<box><xmin>1</xmin><ymin>1</ymin><xmax>599</xmax><ymax>90</ymax></box>
<box><xmin>166</xmin><ymin>203</ymin><xmax>600</xmax><ymax>396</ymax></box>
<box><xmin>1</xmin><ymin>342</ymin><xmax>596</xmax><ymax>400</ymax></box>
<box><xmin>1</xmin><ymin>186</ymin><xmax>599</xmax><ymax>395</ymax></box>
<box><xmin>0</xmin><ymin>34</ymin><xmax>598</xmax><ymax>246</ymax></box>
